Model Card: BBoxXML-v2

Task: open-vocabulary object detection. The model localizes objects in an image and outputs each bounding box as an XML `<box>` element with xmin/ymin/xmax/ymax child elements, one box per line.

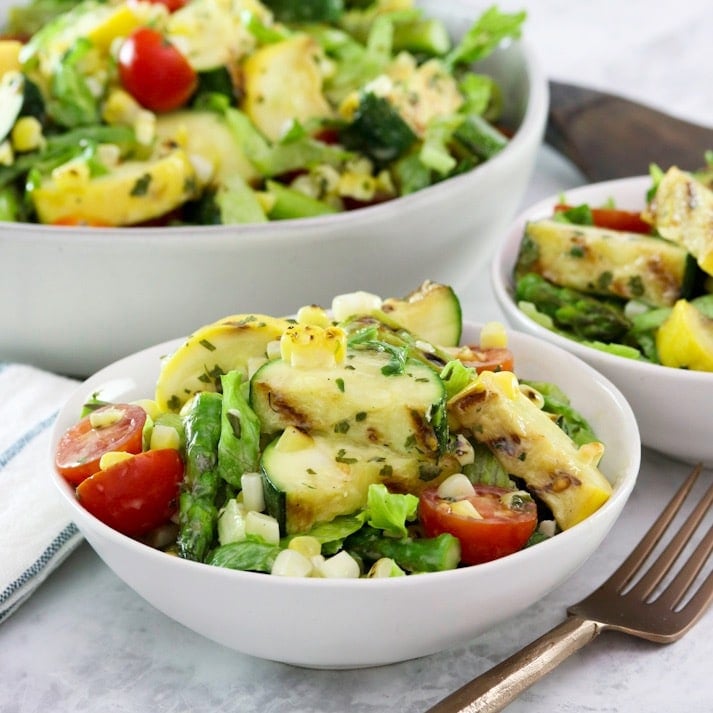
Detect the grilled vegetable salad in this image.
<box><xmin>514</xmin><ymin>160</ymin><xmax>713</xmax><ymax>372</ymax></box>
<box><xmin>54</xmin><ymin>281</ymin><xmax>613</xmax><ymax>578</ymax></box>
<box><xmin>1</xmin><ymin>0</ymin><xmax>525</xmax><ymax>226</ymax></box>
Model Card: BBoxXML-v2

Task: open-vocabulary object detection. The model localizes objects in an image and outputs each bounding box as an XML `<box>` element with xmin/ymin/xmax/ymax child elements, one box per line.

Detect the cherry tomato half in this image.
<box><xmin>554</xmin><ymin>204</ymin><xmax>652</xmax><ymax>234</ymax></box>
<box><xmin>55</xmin><ymin>403</ymin><xmax>147</xmax><ymax>485</ymax></box>
<box><xmin>458</xmin><ymin>346</ymin><xmax>515</xmax><ymax>373</ymax></box>
<box><xmin>76</xmin><ymin>449</ymin><xmax>184</xmax><ymax>537</ymax></box>
<box><xmin>118</xmin><ymin>28</ymin><xmax>197</xmax><ymax>113</ymax></box>
<box><xmin>419</xmin><ymin>485</ymin><xmax>538</xmax><ymax>565</ymax></box>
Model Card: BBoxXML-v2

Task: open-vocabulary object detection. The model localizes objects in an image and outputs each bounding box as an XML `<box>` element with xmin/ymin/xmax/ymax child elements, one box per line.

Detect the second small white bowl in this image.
<box><xmin>492</xmin><ymin>175</ymin><xmax>713</xmax><ymax>467</ymax></box>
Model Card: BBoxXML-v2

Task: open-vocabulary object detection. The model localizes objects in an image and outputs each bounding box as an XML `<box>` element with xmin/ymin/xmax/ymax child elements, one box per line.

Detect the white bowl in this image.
<box><xmin>48</xmin><ymin>321</ymin><xmax>640</xmax><ymax>668</ymax></box>
<box><xmin>0</xmin><ymin>0</ymin><xmax>547</xmax><ymax>377</ymax></box>
<box><xmin>492</xmin><ymin>175</ymin><xmax>713</xmax><ymax>467</ymax></box>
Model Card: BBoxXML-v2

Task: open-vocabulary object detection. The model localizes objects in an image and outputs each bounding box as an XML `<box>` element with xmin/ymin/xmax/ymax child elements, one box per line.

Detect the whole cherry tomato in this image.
<box><xmin>118</xmin><ymin>28</ymin><xmax>197</xmax><ymax>113</ymax></box>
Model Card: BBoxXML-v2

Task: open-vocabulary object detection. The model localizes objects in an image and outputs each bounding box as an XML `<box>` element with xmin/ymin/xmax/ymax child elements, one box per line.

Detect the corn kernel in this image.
<box><xmin>331</xmin><ymin>291</ymin><xmax>382</xmax><ymax>322</ymax></box>
<box><xmin>271</xmin><ymin>548</ymin><xmax>313</xmax><ymax>578</ymax></box>
<box><xmin>11</xmin><ymin>117</ymin><xmax>44</xmax><ymax>153</ymax></box>
<box><xmin>288</xmin><ymin>535</ymin><xmax>322</xmax><ymax>559</ymax></box>
<box><xmin>0</xmin><ymin>140</ymin><xmax>14</xmax><ymax>166</ymax></box>
<box><xmin>150</xmin><ymin>423</ymin><xmax>181</xmax><ymax>451</ymax></box>
<box><xmin>296</xmin><ymin>304</ymin><xmax>330</xmax><ymax>327</ymax></box>
<box><xmin>479</xmin><ymin>370</ymin><xmax>519</xmax><ymax>400</ymax></box>
<box><xmin>437</xmin><ymin>473</ymin><xmax>475</xmax><ymax>500</ymax></box>
<box><xmin>450</xmin><ymin>499</ymin><xmax>482</xmax><ymax>519</ymax></box>
<box><xmin>99</xmin><ymin>450</ymin><xmax>134</xmax><ymax>470</ymax></box>
<box><xmin>280</xmin><ymin>323</ymin><xmax>347</xmax><ymax>368</ymax></box>
<box><xmin>316</xmin><ymin>550</ymin><xmax>361</xmax><ymax>578</ymax></box>
<box><xmin>479</xmin><ymin>321</ymin><xmax>508</xmax><ymax>349</ymax></box>
<box><xmin>367</xmin><ymin>557</ymin><xmax>405</xmax><ymax>578</ymax></box>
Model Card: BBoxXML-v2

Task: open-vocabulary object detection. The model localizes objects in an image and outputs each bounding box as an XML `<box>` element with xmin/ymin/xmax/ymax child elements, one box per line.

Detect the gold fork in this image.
<box><xmin>426</xmin><ymin>464</ymin><xmax>713</xmax><ymax>713</ymax></box>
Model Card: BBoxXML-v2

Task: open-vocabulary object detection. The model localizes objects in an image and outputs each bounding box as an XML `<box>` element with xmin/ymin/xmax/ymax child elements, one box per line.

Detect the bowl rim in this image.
<box><xmin>48</xmin><ymin>319</ymin><xmax>640</xmax><ymax>590</ymax></box>
<box><xmin>492</xmin><ymin>174</ymin><xmax>713</xmax><ymax>385</ymax></box>
<box><xmin>1</xmin><ymin>34</ymin><xmax>548</xmax><ymax>243</ymax></box>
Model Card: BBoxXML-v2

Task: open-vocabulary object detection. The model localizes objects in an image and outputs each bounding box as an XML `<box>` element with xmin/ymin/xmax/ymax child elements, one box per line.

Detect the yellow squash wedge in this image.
<box><xmin>155</xmin><ymin>314</ymin><xmax>290</xmax><ymax>412</ymax></box>
<box><xmin>656</xmin><ymin>299</ymin><xmax>713</xmax><ymax>372</ymax></box>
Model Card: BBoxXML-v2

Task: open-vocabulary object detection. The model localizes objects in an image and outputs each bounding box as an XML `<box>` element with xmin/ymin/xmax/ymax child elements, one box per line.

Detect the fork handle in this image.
<box><xmin>425</xmin><ymin>616</ymin><xmax>604</xmax><ymax>713</ymax></box>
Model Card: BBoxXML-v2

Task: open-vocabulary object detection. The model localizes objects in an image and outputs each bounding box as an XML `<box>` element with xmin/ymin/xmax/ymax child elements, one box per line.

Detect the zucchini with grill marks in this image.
<box><xmin>250</xmin><ymin>348</ymin><xmax>447</xmax><ymax>456</ymax></box>
<box><xmin>379</xmin><ymin>280</ymin><xmax>462</xmax><ymax>347</ymax></box>
<box><xmin>261</xmin><ymin>427</ymin><xmax>455</xmax><ymax>534</ymax></box>
<box><xmin>516</xmin><ymin>218</ymin><xmax>698</xmax><ymax>308</ymax></box>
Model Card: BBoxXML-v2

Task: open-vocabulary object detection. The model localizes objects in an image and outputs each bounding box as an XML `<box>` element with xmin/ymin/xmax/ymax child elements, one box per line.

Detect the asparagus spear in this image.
<box><xmin>177</xmin><ymin>391</ymin><xmax>223</xmax><ymax>562</ymax></box>
<box><xmin>345</xmin><ymin>525</ymin><xmax>460</xmax><ymax>573</ymax></box>
<box><xmin>515</xmin><ymin>272</ymin><xmax>631</xmax><ymax>342</ymax></box>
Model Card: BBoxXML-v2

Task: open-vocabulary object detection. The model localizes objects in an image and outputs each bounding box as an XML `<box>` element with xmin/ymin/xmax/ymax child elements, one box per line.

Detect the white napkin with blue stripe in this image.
<box><xmin>0</xmin><ymin>363</ymin><xmax>83</xmax><ymax>622</ymax></box>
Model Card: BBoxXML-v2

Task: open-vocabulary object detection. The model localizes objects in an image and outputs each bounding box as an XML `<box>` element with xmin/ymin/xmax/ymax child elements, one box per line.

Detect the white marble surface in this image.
<box><xmin>3</xmin><ymin>1</ymin><xmax>713</xmax><ymax>711</ymax></box>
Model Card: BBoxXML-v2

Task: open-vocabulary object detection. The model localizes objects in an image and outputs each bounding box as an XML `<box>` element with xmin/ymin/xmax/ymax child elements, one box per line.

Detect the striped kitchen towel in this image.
<box><xmin>0</xmin><ymin>362</ymin><xmax>83</xmax><ymax>623</ymax></box>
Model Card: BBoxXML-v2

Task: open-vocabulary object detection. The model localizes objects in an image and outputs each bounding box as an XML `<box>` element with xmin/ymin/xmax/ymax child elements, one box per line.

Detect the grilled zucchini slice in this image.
<box><xmin>261</xmin><ymin>427</ymin><xmax>452</xmax><ymax>534</ymax></box>
<box><xmin>379</xmin><ymin>280</ymin><xmax>462</xmax><ymax>347</ymax></box>
<box><xmin>250</xmin><ymin>348</ymin><xmax>447</xmax><ymax>456</ymax></box>
<box><xmin>516</xmin><ymin>218</ymin><xmax>697</xmax><ymax>308</ymax></box>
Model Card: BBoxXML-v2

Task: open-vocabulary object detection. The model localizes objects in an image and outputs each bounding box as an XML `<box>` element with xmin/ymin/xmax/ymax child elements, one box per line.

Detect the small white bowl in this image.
<box><xmin>0</xmin><ymin>0</ymin><xmax>547</xmax><ymax>377</ymax></box>
<box><xmin>492</xmin><ymin>175</ymin><xmax>713</xmax><ymax>467</ymax></box>
<box><xmin>48</xmin><ymin>321</ymin><xmax>640</xmax><ymax>669</ymax></box>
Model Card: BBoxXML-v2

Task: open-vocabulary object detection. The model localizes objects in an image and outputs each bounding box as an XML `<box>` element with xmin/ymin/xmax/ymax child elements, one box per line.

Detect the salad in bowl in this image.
<box><xmin>49</xmin><ymin>281</ymin><xmax>639</xmax><ymax>666</ymax></box>
<box><xmin>1</xmin><ymin>0</ymin><xmax>525</xmax><ymax>226</ymax></box>
<box><xmin>492</xmin><ymin>160</ymin><xmax>713</xmax><ymax>466</ymax></box>
<box><xmin>55</xmin><ymin>281</ymin><xmax>619</xmax><ymax>576</ymax></box>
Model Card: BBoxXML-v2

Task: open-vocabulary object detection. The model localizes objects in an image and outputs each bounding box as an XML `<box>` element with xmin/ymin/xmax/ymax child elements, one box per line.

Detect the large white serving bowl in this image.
<box><xmin>492</xmin><ymin>175</ymin><xmax>713</xmax><ymax>467</ymax></box>
<box><xmin>48</xmin><ymin>321</ymin><xmax>640</xmax><ymax>669</ymax></box>
<box><xmin>0</xmin><ymin>0</ymin><xmax>547</xmax><ymax>377</ymax></box>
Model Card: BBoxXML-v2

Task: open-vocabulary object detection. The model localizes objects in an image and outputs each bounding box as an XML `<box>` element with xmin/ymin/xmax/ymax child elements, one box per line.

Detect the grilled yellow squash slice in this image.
<box><xmin>644</xmin><ymin>166</ymin><xmax>713</xmax><ymax>276</ymax></box>
<box><xmin>449</xmin><ymin>370</ymin><xmax>612</xmax><ymax>530</ymax></box>
<box><xmin>155</xmin><ymin>314</ymin><xmax>289</xmax><ymax>412</ymax></box>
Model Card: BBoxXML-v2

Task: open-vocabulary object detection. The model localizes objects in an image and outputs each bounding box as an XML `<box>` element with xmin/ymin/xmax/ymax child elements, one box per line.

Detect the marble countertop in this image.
<box><xmin>2</xmin><ymin>1</ymin><xmax>712</xmax><ymax>711</ymax></box>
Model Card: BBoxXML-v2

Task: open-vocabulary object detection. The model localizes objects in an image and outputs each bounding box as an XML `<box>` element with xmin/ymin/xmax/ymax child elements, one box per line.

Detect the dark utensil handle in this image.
<box><xmin>546</xmin><ymin>80</ymin><xmax>713</xmax><ymax>182</ymax></box>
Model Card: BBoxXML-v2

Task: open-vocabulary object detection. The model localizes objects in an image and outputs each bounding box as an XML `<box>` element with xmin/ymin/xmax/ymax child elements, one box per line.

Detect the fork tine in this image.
<box><xmin>627</xmin><ymin>474</ymin><xmax>713</xmax><ymax>601</ymax></box>
<box><xmin>604</xmin><ymin>464</ymin><xmax>703</xmax><ymax>593</ymax></box>
<box><xmin>655</xmin><ymin>523</ymin><xmax>713</xmax><ymax>612</ymax></box>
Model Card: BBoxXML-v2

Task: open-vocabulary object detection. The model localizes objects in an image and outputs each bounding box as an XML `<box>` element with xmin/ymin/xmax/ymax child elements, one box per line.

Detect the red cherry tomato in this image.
<box><xmin>117</xmin><ymin>28</ymin><xmax>197</xmax><ymax>113</ymax></box>
<box><xmin>419</xmin><ymin>484</ymin><xmax>538</xmax><ymax>565</ymax></box>
<box><xmin>55</xmin><ymin>404</ymin><xmax>147</xmax><ymax>485</ymax></box>
<box><xmin>554</xmin><ymin>204</ymin><xmax>652</xmax><ymax>234</ymax></box>
<box><xmin>145</xmin><ymin>0</ymin><xmax>187</xmax><ymax>11</ymax></box>
<box><xmin>76</xmin><ymin>449</ymin><xmax>184</xmax><ymax>537</ymax></box>
<box><xmin>458</xmin><ymin>346</ymin><xmax>515</xmax><ymax>373</ymax></box>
